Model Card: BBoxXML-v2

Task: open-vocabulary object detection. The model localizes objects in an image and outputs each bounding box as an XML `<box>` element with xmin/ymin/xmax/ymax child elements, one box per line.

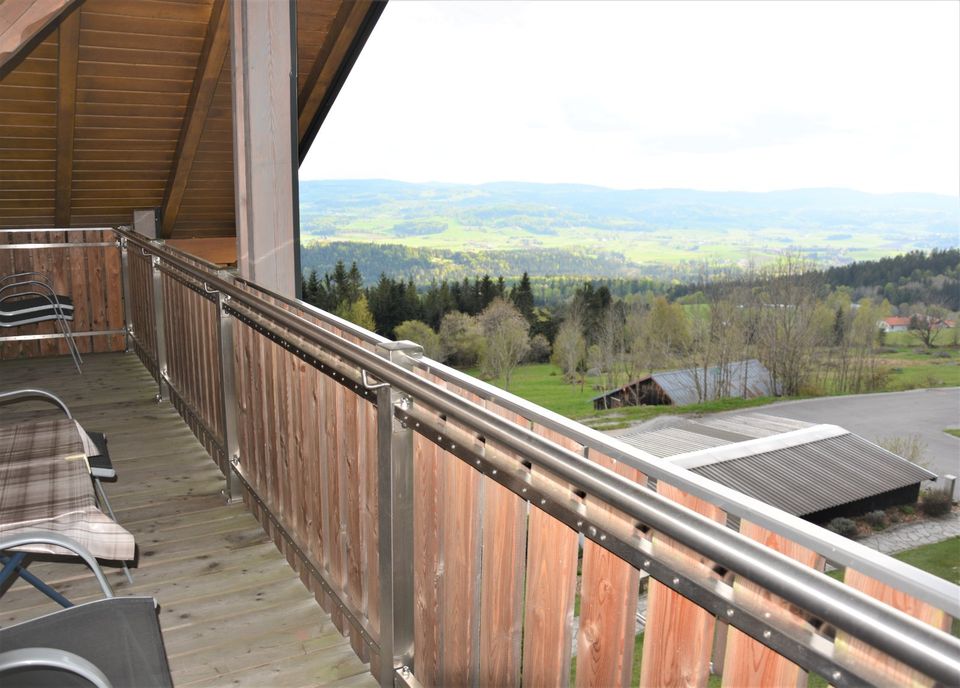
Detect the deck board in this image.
<box><xmin>0</xmin><ymin>351</ymin><xmax>375</xmax><ymax>687</ymax></box>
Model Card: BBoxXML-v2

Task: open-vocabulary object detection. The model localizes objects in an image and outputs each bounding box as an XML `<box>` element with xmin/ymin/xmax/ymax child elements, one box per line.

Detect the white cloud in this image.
<box><xmin>301</xmin><ymin>0</ymin><xmax>960</xmax><ymax>195</ymax></box>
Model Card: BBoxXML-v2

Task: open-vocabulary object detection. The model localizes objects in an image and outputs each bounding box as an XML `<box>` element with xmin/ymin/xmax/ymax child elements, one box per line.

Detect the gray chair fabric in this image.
<box><xmin>0</xmin><ymin>597</ymin><xmax>172</xmax><ymax>687</ymax></box>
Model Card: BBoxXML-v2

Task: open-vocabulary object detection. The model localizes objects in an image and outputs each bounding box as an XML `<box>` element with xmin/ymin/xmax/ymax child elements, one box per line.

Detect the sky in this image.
<box><xmin>300</xmin><ymin>1</ymin><xmax>960</xmax><ymax>196</ymax></box>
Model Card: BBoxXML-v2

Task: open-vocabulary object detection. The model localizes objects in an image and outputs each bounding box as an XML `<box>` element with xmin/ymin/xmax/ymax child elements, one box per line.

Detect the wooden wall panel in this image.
<box><xmin>0</xmin><ymin>228</ymin><xmax>124</xmax><ymax>359</ymax></box>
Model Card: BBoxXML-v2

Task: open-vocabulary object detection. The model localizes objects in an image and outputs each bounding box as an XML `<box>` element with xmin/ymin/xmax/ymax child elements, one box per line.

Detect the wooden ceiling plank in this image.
<box><xmin>160</xmin><ymin>0</ymin><xmax>229</xmax><ymax>237</ymax></box>
<box><xmin>295</xmin><ymin>0</ymin><xmax>361</xmax><ymax>138</ymax></box>
<box><xmin>53</xmin><ymin>5</ymin><xmax>79</xmax><ymax>227</ymax></box>
<box><xmin>0</xmin><ymin>0</ymin><xmax>77</xmax><ymax>78</ymax></box>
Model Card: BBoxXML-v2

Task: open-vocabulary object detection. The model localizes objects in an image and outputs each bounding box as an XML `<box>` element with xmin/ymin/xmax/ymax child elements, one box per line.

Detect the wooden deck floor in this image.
<box><xmin>0</xmin><ymin>352</ymin><xmax>375</xmax><ymax>687</ymax></box>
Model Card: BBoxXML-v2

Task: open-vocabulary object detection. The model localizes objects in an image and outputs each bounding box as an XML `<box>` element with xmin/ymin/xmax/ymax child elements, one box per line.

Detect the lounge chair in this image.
<box><xmin>0</xmin><ymin>533</ymin><xmax>172</xmax><ymax>688</ymax></box>
<box><xmin>0</xmin><ymin>391</ymin><xmax>136</xmax><ymax>595</ymax></box>
<box><xmin>0</xmin><ymin>272</ymin><xmax>82</xmax><ymax>373</ymax></box>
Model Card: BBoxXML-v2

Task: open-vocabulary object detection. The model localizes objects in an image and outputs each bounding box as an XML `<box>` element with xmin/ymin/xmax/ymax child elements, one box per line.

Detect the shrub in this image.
<box><xmin>899</xmin><ymin>504</ymin><xmax>916</xmax><ymax>516</ymax></box>
<box><xmin>826</xmin><ymin>517</ymin><xmax>859</xmax><ymax>538</ymax></box>
<box><xmin>876</xmin><ymin>346</ymin><xmax>898</xmax><ymax>354</ymax></box>
<box><xmin>887</xmin><ymin>509</ymin><xmax>903</xmax><ymax>524</ymax></box>
<box><xmin>863</xmin><ymin>510</ymin><xmax>888</xmax><ymax>530</ymax></box>
<box><xmin>919</xmin><ymin>490</ymin><xmax>953</xmax><ymax>517</ymax></box>
<box><xmin>877</xmin><ymin>434</ymin><xmax>928</xmax><ymax>466</ymax></box>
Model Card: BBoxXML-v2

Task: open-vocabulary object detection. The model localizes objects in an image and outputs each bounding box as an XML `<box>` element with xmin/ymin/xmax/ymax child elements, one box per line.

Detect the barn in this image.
<box><xmin>615</xmin><ymin>413</ymin><xmax>938</xmax><ymax>523</ymax></box>
<box><xmin>592</xmin><ymin>359</ymin><xmax>776</xmax><ymax>410</ymax></box>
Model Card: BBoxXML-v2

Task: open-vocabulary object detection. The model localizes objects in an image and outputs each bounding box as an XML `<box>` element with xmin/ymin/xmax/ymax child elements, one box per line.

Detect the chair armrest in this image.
<box><xmin>0</xmin><ymin>389</ymin><xmax>73</xmax><ymax>419</ymax></box>
<box><xmin>0</xmin><ymin>532</ymin><xmax>113</xmax><ymax>599</ymax></box>
<box><xmin>0</xmin><ymin>271</ymin><xmax>54</xmax><ymax>287</ymax></box>
<box><xmin>0</xmin><ymin>647</ymin><xmax>113</xmax><ymax>688</ymax></box>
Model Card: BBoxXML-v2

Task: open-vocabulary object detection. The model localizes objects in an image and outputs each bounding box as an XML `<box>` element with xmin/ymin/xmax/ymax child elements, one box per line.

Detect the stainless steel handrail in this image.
<box><xmin>118</xmin><ymin>227</ymin><xmax>960</xmax><ymax>684</ymax></box>
<box><xmin>235</xmin><ymin>271</ymin><xmax>959</xmax><ymax>616</ymax></box>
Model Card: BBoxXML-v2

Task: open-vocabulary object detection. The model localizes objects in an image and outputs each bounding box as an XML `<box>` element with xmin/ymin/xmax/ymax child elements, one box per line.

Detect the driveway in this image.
<box><xmin>714</xmin><ymin>387</ymin><xmax>960</xmax><ymax>497</ymax></box>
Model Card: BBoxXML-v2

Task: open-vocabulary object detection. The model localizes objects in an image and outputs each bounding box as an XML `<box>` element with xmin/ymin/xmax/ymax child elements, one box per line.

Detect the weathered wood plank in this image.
<box><xmin>640</xmin><ymin>483</ymin><xmax>725</xmax><ymax>688</ymax></box>
<box><xmin>0</xmin><ymin>352</ymin><xmax>374</xmax><ymax>687</ymax></box>
<box><xmin>575</xmin><ymin>451</ymin><xmax>644</xmax><ymax>688</ymax></box>
<box><xmin>53</xmin><ymin>5</ymin><xmax>78</xmax><ymax>226</ymax></box>
<box><xmin>835</xmin><ymin>568</ymin><xmax>953</xmax><ymax>686</ymax></box>
<box><xmin>478</xmin><ymin>402</ymin><xmax>528</xmax><ymax>688</ymax></box>
<box><xmin>720</xmin><ymin>522</ymin><xmax>822</xmax><ymax>688</ymax></box>
<box><xmin>160</xmin><ymin>0</ymin><xmax>228</xmax><ymax>237</ymax></box>
<box><xmin>523</xmin><ymin>426</ymin><xmax>581</xmax><ymax>688</ymax></box>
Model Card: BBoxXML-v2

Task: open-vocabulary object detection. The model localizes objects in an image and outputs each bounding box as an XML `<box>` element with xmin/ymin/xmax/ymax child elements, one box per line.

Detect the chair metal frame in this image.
<box><xmin>1</xmin><ymin>272</ymin><xmax>83</xmax><ymax>373</ymax></box>
<box><xmin>0</xmin><ymin>390</ymin><xmax>133</xmax><ymax>584</ymax></box>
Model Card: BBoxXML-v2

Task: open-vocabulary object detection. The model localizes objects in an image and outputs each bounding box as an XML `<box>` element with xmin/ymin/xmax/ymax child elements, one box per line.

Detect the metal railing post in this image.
<box><xmin>215</xmin><ymin>270</ymin><xmax>243</xmax><ymax>503</ymax></box>
<box><xmin>118</xmin><ymin>235</ymin><xmax>133</xmax><ymax>352</ymax></box>
<box><xmin>149</xmin><ymin>253</ymin><xmax>168</xmax><ymax>402</ymax></box>
<box><xmin>375</xmin><ymin>340</ymin><xmax>422</xmax><ymax>687</ymax></box>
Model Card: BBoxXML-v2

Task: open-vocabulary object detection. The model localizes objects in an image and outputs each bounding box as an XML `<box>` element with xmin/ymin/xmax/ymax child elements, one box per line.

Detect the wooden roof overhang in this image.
<box><xmin>0</xmin><ymin>0</ymin><xmax>384</xmax><ymax>238</ymax></box>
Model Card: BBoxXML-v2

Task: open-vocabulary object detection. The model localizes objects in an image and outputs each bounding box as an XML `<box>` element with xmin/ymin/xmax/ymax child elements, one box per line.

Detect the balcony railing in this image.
<box><xmin>4</xmin><ymin>225</ymin><xmax>959</xmax><ymax>688</ymax></box>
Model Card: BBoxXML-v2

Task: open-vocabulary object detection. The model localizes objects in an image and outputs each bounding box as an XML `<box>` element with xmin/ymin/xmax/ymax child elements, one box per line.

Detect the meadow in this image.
<box><xmin>468</xmin><ymin>335</ymin><xmax>959</xmax><ymax>429</ymax></box>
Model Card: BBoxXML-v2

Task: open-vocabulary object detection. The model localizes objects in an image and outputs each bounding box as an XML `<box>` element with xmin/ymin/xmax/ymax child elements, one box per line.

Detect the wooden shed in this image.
<box><xmin>593</xmin><ymin>359</ymin><xmax>776</xmax><ymax>410</ymax></box>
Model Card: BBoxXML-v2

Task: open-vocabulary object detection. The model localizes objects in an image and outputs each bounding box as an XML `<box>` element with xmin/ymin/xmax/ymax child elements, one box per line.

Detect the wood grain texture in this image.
<box><xmin>413</xmin><ymin>418</ymin><xmax>443</xmax><ymax>688</ymax></box>
<box><xmin>436</xmin><ymin>379</ymin><xmax>483</xmax><ymax>687</ymax></box>
<box><xmin>0</xmin><ymin>351</ymin><xmax>374</xmax><ymax>688</ymax></box>
<box><xmin>720</xmin><ymin>522</ymin><xmax>822</xmax><ymax>688</ymax></box>
<box><xmin>835</xmin><ymin>568</ymin><xmax>952</xmax><ymax>687</ymax></box>
<box><xmin>160</xmin><ymin>0</ymin><xmax>228</xmax><ymax>237</ymax></box>
<box><xmin>478</xmin><ymin>401</ymin><xmax>529</xmax><ymax>688</ymax></box>
<box><xmin>576</xmin><ymin>451</ymin><xmax>644</xmax><ymax>688</ymax></box>
<box><xmin>0</xmin><ymin>229</ymin><xmax>124</xmax><ymax>360</ymax></box>
<box><xmin>523</xmin><ymin>425</ymin><xmax>581</xmax><ymax>688</ymax></box>
<box><xmin>53</xmin><ymin>5</ymin><xmax>78</xmax><ymax>226</ymax></box>
<box><xmin>640</xmin><ymin>483</ymin><xmax>725</xmax><ymax>688</ymax></box>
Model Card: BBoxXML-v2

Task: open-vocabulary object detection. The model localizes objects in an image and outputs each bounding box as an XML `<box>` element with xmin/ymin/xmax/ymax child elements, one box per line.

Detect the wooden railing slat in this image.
<box><xmin>836</xmin><ymin>568</ymin><xmax>953</xmax><ymax>687</ymax></box>
<box><xmin>413</xmin><ymin>429</ymin><xmax>443</xmax><ymax>688</ymax></box>
<box><xmin>478</xmin><ymin>402</ymin><xmax>527</xmax><ymax>688</ymax></box>
<box><xmin>640</xmin><ymin>484</ymin><xmax>725</xmax><ymax>688</ymax></box>
<box><xmin>523</xmin><ymin>426</ymin><xmax>580</xmax><ymax>688</ymax></box>
<box><xmin>720</xmin><ymin>521</ymin><xmax>822</xmax><ymax>688</ymax></box>
<box><xmin>576</xmin><ymin>452</ymin><xmax>644</xmax><ymax>688</ymax></box>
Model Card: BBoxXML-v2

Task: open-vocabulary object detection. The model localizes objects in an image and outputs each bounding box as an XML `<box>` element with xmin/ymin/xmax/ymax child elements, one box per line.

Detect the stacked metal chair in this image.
<box><xmin>0</xmin><ymin>271</ymin><xmax>82</xmax><ymax>373</ymax></box>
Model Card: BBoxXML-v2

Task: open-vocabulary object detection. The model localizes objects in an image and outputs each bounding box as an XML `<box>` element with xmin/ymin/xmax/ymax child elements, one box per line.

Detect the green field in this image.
<box><xmin>467</xmin><ymin>339</ymin><xmax>958</xmax><ymax>429</ymax></box>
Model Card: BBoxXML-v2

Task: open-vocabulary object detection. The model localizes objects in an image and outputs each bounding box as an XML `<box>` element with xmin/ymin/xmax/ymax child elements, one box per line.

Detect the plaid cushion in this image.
<box><xmin>0</xmin><ymin>418</ymin><xmax>135</xmax><ymax>561</ymax></box>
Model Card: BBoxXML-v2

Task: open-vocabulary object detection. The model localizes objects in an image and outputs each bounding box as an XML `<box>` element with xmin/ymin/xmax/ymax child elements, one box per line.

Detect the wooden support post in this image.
<box><xmin>53</xmin><ymin>5</ymin><xmax>79</xmax><ymax>227</ymax></box>
<box><xmin>229</xmin><ymin>0</ymin><xmax>300</xmax><ymax>299</ymax></box>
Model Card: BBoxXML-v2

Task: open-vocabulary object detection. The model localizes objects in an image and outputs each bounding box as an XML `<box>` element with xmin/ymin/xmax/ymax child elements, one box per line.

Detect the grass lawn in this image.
<box><xmin>468</xmin><ymin>363</ymin><xmax>788</xmax><ymax>426</ymax></box>
<box><xmin>945</xmin><ymin>429</ymin><xmax>960</xmax><ymax>439</ymax></box>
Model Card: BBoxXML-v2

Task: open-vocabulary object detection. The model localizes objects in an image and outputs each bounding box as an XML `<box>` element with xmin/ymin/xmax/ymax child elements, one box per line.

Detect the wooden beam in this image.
<box><xmin>0</xmin><ymin>0</ymin><xmax>76</xmax><ymax>77</ymax></box>
<box><xmin>297</xmin><ymin>1</ymin><xmax>383</xmax><ymax>161</ymax></box>
<box><xmin>53</xmin><ymin>4</ymin><xmax>79</xmax><ymax>227</ymax></box>
<box><xmin>160</xmin><ymin>0</ymin><xmax>230</xmax><ymax>238</ymax></box>
<box><xmin>230</xmin><ymin>0</ymin><xmax>299</xmax><ymax>298</ymax></box>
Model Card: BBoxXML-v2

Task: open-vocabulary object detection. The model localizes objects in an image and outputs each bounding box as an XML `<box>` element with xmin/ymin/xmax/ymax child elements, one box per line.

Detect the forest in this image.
<box><xmin>301</xmin><ymin>248</ymin><xmax>959</xmax><ymax>398</ymax></box>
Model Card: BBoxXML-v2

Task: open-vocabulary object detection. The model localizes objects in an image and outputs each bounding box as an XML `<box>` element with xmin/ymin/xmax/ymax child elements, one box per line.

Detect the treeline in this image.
<box><xmin>303</xmin><ymin>251</ymin><xmax>959</xmax><ymax>401</ymax></box>
<box><xmin>300</xmin><ymin>241</ymin><xmax>674</xmax><ymax>286</ymax></box>
<box><xmin>821</xmin><ymin>248</ymin><xmax>960</xmax><ymax>309</ymax></box>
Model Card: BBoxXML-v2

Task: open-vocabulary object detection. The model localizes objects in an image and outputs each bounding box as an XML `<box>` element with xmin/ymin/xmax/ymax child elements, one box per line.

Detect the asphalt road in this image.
<box><xmin>715</xmin><ymin>387</ymin><xmax>960</xmax><ymax>496</ymax></box>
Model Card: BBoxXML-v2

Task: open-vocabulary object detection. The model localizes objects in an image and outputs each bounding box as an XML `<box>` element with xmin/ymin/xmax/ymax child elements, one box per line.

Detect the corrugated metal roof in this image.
<box><xmin>691</xmin><ymin>433</ymin><xmax>936</xmax><ymax>516</ymax></box>
<box><xmin>651</xmin><ymin>359</ymin><xmax>776</xmax><ymax>406</ymax></box>
<box><xmin>695</xmin><ymin>413</ymin><xmax>813</xmax><ymax>438</ymax></box>
<box><xmin>591</xmin><ymin>359</ymin><xmax>776</xmax><ymax>405</ymax></box>
<box><xmin>616</xmin><ymin>414</ymin><xmax>937</xmax><ymax>516</ymax></box>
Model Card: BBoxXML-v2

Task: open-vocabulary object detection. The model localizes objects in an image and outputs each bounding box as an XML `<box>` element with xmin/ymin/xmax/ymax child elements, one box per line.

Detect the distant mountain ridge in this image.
<box><xmin>297</xmin><ymin>179</ymin><xmax>959</xmax><ymax>280</ymax></box>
